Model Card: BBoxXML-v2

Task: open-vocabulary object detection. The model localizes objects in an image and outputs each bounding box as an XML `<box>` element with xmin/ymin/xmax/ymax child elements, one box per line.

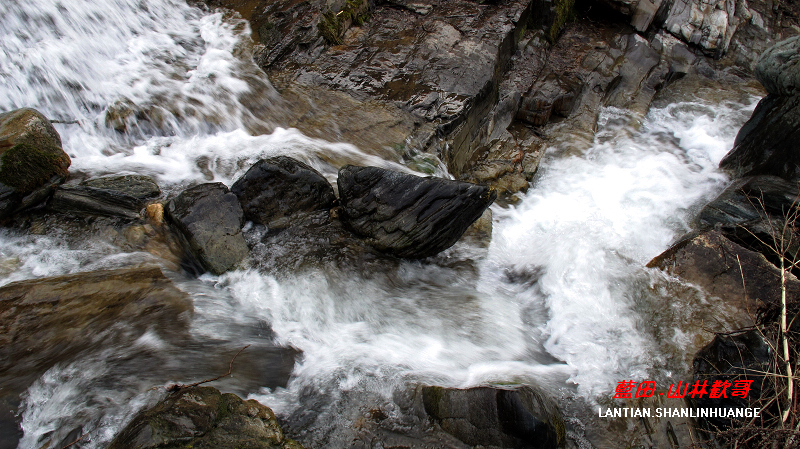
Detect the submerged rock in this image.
<box><xmin>166</xmin><ymin>183</ymin><xmax>249</xmax><ymax>275</ymax></box>
<box><xmin>0</xmin><ymin>266</ymin><xmax>192</xmax><ymax>393</ymax></box>
<box><xmin>49</xmin><ymin>174</ymin><xmax>160</xmax><ymax>219</ymax></box>
<box><xmin>338</xmin><ymin>165</ymin><xmax>496</xmax><ymax>258</ymax></box>
<box><xmin>0</xmin><ymin>108</ymin><xmax>71</xmax><ymax>219</ymax></box>
<box><xmin>231</xmin><ymin>156</ymin><xmax>336</xmax><ymax>231</ymax></box>
<box><xmin>107</xmin><ymin>386</ymin><xmax>304</xmax><ymax>449</ymax></box>
<box><xmin>418</xmin><ymin>385</ymin><xmax>566</xmax><ymax>449</ymax></box>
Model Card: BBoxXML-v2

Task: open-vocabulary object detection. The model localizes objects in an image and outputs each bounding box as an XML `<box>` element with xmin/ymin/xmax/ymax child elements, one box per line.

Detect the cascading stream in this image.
<box><xmin>0</xmin><ymin>1</ymin><xmax>761</xmax><ymax>448</ymax></box>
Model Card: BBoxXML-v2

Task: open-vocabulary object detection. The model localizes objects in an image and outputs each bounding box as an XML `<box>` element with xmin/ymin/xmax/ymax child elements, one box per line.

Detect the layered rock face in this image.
<box><xmin>600</xmin><ymin>0</ymin><xmax>799</xmax><ymax>63</ymax></box>
<box><xmin>0</xmin><ymin>108</ymin><xmax>71</xmax><ymax>219</ymax></box>
<box><xmin>201</xmin><ymin>0</ymin><xmax>797</xmax><ymax>204</ymax></box>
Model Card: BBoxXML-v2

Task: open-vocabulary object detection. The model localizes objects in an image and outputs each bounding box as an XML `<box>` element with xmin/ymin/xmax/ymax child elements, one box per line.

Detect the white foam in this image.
<box><xmin>480</xmin><ymin>100</ymin><xmax>757</xmax><ymax>397</ymax></box>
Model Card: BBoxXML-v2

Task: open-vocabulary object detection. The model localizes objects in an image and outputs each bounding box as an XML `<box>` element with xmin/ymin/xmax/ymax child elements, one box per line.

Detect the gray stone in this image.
<box><xmin>166</xmin><ymin>183</ymin><xmax>249</xmax><ymax>275</ymax></box>
<box><xmin>695</xmin><ymin>175</ymin><xmax>799</xmax><ymax>230</ymax></box>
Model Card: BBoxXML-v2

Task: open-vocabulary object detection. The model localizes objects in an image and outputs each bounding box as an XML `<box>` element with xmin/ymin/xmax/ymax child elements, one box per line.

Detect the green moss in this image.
<box><xmin>421</xmin><ymin>386</ymin><xmax>443</xmax><ymax>418</ymax></box>
<box><xmin>552</xmin><ymin>413</ymin><xmax>567</xmax><ymax>445</ymax></box>
<box><xmin>548</xmin><ymin>0</ymin><xmax>575</xmax><ymax>43</ymax></box>
<box><xmin>318</xmin><ymin>10</ymin><xmax>343</xmax><ymax>45</ymax></box>
<box><xmin>0</xmin><ymin>143</ymin><xmax>69</xmax><ymax>191</ymax></box>
<box><xmin>317</xmin><ymin>0</ymin><xmax>369</xmax><ymax>45</ymax></box>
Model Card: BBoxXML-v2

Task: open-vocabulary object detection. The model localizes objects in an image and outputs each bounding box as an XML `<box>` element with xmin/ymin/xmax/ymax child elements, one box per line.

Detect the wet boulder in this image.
<box><xmin>691</xmin><ymin>330</ymin><xmax>773</xmax><ymax>430</ymax></box>
<box><xmin>418</xmin><ymin>385</ymin><xmax>566</xmax><ymax>449</ymax></box>
<box><xmin>0</xmin><ymin>108</ymin><xmax>71</xmax><ymax>219</ymax></box>
<box><xmin>647</xmin><ymin>229</ymin><xmax>800</xmax><ymax>312</ymax></box>
<box><xmin>691</xmin><ymin>176</ymin><xmax>800</xmax><ymax>275</ymax></box>
<box><xmin>166</xmin><ymin>183</ymin><xmax>249</xmax><ymax>275</ymax></box>
<box><xmin>48</xmin><ymin>174</ymin><xmax>160</xmax><ymax>219</ymax></box>
<box><xmin>337</xmin><ymin>165</ymin><xmax>497</xmax><ymax>258</ymax></box>
<box><xmin>107</xmin><ymin>386</ymin><xmax>304</xmax><ymax>449</ymax></box>
<box><xmin>231</xmin><ymin>156</ymin><xmax>336</xmax><ymax>231</ymax></box>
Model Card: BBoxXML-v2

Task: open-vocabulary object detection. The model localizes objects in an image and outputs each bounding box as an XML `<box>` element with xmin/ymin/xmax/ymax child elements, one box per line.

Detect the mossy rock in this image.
<box><xmin>0</xmin><ymin>108</ymin><xmax>63</xmax><ymax>153</ymax></box>
<box><xmin>317</xmin><ymin>0</ymin><xmax>370</xmax><ymax>45</ymax></box>
<box><xmin>107</xmin><ymin>386</ymin><xmax>304</xmax><ymax>449</ymax></box>
<box><xmin>548</xmin><ymin>0</ymin><xmax>576</xmax><ymax>43</ymax></box>
<box><xmin>0</xmin><ymin>143</ymin><xmax>70</xmax><ymax>192</ymax></box>
<box><xmin>0</xmin><ymin>108</ymin><xmax>70</xmax><ymax>219</ymax></box>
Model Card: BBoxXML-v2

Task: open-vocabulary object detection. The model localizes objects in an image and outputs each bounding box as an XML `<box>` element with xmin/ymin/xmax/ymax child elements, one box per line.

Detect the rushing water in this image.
<box><xmin>0</xmin><ymin>0</ymin><xmax>761</xmax><ymax>448</ymax></box>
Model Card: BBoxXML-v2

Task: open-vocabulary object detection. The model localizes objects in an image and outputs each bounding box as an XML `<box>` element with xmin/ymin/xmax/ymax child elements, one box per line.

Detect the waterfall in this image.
<box><xmin>0</xmin><ymin>1</ymin><xmax>760</xmax><ymax>448</ymax></box>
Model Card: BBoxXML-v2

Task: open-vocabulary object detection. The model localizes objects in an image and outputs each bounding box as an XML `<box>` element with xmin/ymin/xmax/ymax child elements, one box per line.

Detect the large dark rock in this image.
<box><xmin>166</xmin><ymin>183</ymin><xmax>249</xmax><ymax>275</ymax></box>
<box><xmin>693</xmin><ymin>176</ymin><xmax>800</xmax><ymax>270</ymax></box>
<box><xmin>0</xmin><ymin>108</ymin><xmax>71</xmax><ymax>219</ymax></box>
<box><xmin>48</xmin><ymin>174</ymin><xmax>160</xmax><ymax>219</ymax></box>
<box><xmin>107</xmin><ymin>386</ymin><xmax>304</xmax><ymax>449</ymax></box>
<box><xmin>0</xmin><ymin>266</ymin><xmax>192</xmax><ymax>394</ymax></box>
<box><xmin>720</xmin><ymin>37</ymin><xmax>800</xmax><ymax>182</ymax></box>
<box><xmin>419</xmin><ymin>385</ymin><xmax>566</xmax><ymax>449</ymax></box>
<box><xmin>755</xmin><ymin>36</ymin><xmax>800</xmax><ymax>96</ymax></box>
<box><xmin>691</xmin><ymin>330</ymin><xmax>773</xmax><ymax>430</ymax></box>
<box><xmin>719</xmin><ymin>94</ymin><xmax>800</xmax><ymax>182</ymax></box>
<box><xmin>337</xmin><ymin>165</ymin><xmax>496</xmax><ymax>258</ymax></box>
<box><xmin>231</xmin><ymin>156</ymin><xmax>335</xmax><ymax>231</ymax></box>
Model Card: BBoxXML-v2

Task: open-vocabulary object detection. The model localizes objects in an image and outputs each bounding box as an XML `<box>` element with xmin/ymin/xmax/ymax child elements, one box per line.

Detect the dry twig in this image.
<box><xmin>166</xmin><ymin>344</ymin><xmax>251</xmax><ymax>392</ymax></box>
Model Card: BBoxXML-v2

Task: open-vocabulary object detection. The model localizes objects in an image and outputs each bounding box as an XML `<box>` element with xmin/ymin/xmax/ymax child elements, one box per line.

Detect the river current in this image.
<box><xmin>0</xmin><ymin>0</ymin><xmax>760</xmax><ymax>447</ymax></box>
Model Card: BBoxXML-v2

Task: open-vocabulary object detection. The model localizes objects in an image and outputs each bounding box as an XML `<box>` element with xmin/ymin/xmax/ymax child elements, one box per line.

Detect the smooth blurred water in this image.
<box><xmin>0</xmin><ymin>0</ymin><xmax>761</xmax><ymax>448</ymax></box>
